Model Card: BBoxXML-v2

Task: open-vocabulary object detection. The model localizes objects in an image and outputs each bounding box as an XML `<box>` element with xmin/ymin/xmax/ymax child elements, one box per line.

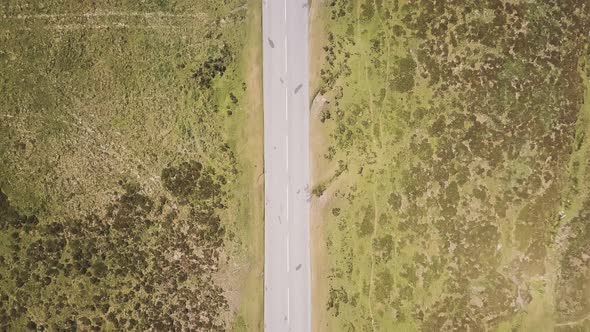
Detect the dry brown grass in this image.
<box><xmin>309</xmin><ymin>1</ymin><xmax>334</xmax><ymax>328</ymax></box>
<box><xmin>230</xmin><ymin>0</ymin><xmax>264</xmax><ymax>329</ymax></box>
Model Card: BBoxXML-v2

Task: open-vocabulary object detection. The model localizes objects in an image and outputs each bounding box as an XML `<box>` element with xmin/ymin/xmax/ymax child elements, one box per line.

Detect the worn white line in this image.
<box><xmin>287</xmin><ymin>287</ymin><xmax>290</xmax><ymax>322</ymax></box>
<box><xmin>286</xmin><ymin>236</ymin><xmax>290</xmax><ymax>272</ymax></box>
<box><xmin>284</xmin><ymin>37</ymin><xmax>288</xmax><ymax>73</ymax></box>
<box><xmin>286</xmin><ymin>188</ymin><xmax>289</xmax><ymax>216</ymax></box>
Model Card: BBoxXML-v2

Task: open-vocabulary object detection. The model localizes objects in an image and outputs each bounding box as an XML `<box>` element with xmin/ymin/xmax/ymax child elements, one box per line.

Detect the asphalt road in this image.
<box><xmin>263</xmin><ymin>0</ymin><xmax>311</xmax><ymax>331</ymax></box>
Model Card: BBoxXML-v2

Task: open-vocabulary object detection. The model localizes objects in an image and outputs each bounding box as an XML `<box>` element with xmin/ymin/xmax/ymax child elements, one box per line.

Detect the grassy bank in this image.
<box><xmin>0</xmin><ymin>0</ymin><xmax>262</xmax><ymax>330</ymax></box>
<box><xmin>311</xmin><ymin>1</ymin><xmax>590</xmax><ymax>330</ymax></box>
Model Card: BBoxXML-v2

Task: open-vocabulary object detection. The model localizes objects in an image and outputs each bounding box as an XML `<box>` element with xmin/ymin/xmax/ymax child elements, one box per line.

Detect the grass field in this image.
<box><xmin>311</xmin><ymin>0</ymin><xmax>590</xmax><ymax>330</ymax></box>
<box><xmin>0</xmin><ymin>0</ymin><xmax>262</xmax><ymax>330</ymax></box>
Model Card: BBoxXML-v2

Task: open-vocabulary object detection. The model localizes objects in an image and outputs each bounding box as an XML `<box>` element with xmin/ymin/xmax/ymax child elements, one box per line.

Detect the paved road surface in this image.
<box><xmin>263</xmin><ymin>0</ymin><xmax>310</xmax><ymax>331</ymax></box>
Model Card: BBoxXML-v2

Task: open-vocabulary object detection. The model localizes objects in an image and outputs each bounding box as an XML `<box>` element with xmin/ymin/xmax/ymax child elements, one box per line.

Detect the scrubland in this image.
<box><xmin>0</xmin><ymin>0</ymin><xmax>262</xmax><ymax>330</ymax></box>
<box><xmin>311</xmin><ymin>0</ymin><xmax>590</xmax><ymax>330</ymax></box>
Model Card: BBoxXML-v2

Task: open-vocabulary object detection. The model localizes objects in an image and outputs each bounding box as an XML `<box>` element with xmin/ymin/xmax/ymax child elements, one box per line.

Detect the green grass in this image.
<box><xmin>314</xmin><ymin>0</ymin><xmax>590</xmax><ymax>330</ymax></box>
<box><xmin>0</xmin><ymin>0</ymin><xmax>262</xmax><ymax>330</ymax></box>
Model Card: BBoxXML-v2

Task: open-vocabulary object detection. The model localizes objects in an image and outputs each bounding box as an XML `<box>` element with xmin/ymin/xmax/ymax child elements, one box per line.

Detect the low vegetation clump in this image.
<box><xmin>314</xmin><ymin>0</ymin><xmax>590</xmax><ymax>330</ymax></box>
<box><xmin>0</xmin><ymin>0</ymin><xmax>261</xmax><ymax>330</ymax></box>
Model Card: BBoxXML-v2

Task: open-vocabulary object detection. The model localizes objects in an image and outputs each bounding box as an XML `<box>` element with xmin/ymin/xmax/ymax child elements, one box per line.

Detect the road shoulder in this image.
<box><xmin>309</xmin><ymin>0</ymin><xmax>332</xmax><ymax>330</ymax></box>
